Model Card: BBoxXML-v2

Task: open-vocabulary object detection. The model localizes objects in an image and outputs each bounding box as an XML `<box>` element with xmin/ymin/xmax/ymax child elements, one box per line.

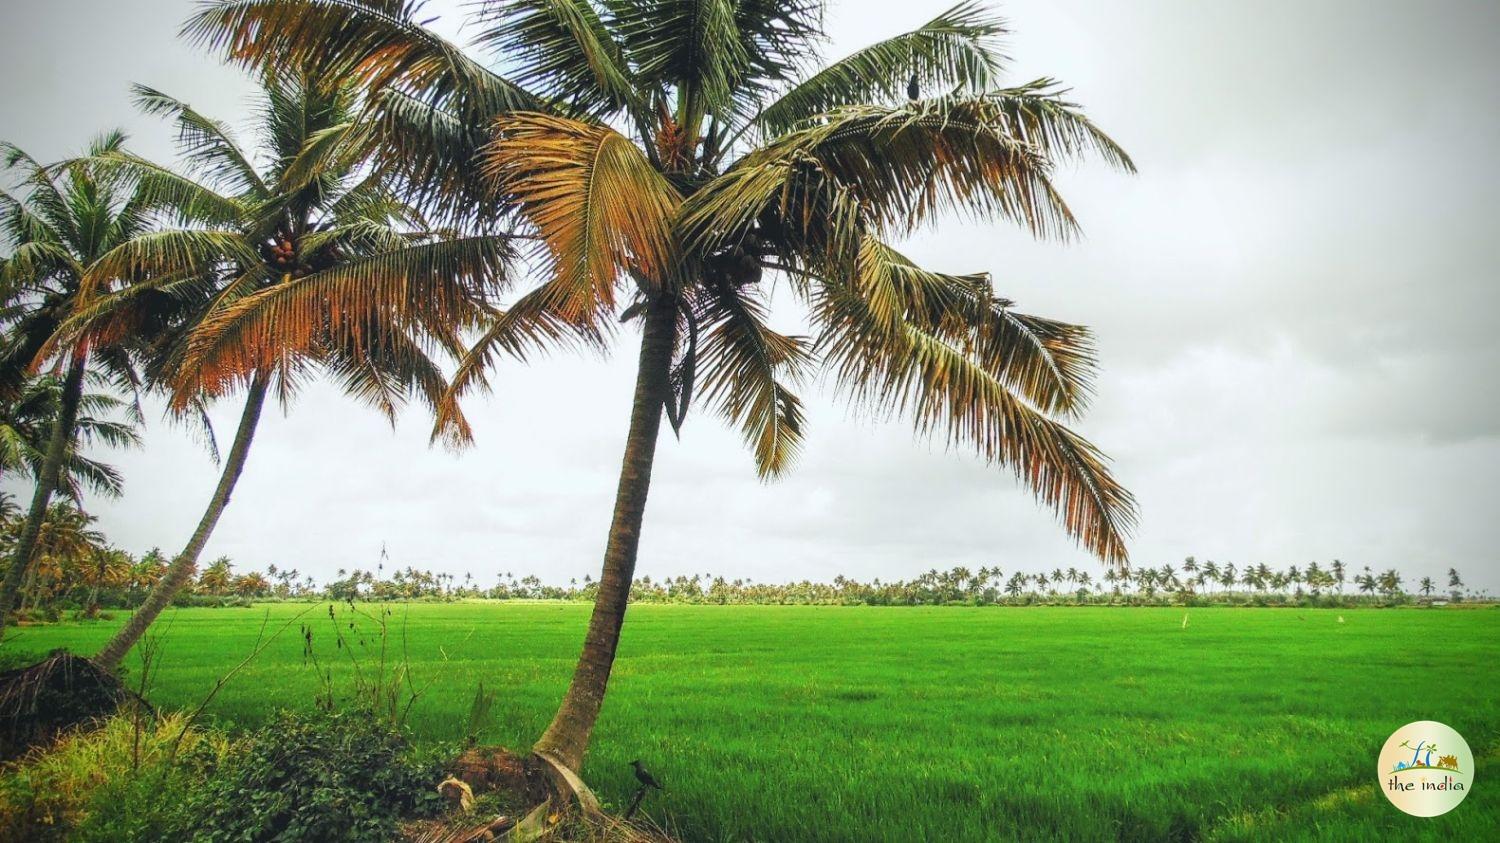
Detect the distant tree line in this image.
<box><xmin>1</xmin><ymin>506</ymin><xmax>1483</xmax><ymax>618</ymax></box>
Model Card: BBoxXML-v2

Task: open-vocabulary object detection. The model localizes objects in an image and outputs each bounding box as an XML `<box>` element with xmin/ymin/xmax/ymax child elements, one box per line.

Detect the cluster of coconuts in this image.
<box><xmin>705</xmin><ymin>230</ymin><xmax>768</xmax><ymax>289</ymax></box>
<box><xmin>262</xmin><ymin>234</ymin><xmax>298</xmax><ymax>269</ymax></box>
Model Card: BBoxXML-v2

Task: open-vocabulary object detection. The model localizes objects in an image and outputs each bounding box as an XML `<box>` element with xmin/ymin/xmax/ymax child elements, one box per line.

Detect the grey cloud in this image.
<box><xmin>2</xmin><ymin>0</ymin><xmax>1497</xmax><ymax>593</ymax></box>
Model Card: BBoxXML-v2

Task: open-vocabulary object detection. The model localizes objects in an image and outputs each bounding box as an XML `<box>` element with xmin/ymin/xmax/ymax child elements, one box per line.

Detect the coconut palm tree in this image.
<box><xmin>188</xmin><ymin>0</ymin><xmax>1137</xmax><ymax>776</ymax></box>
<box><xmin>196</xmin><ymin>556</ymin><xmax>234</xmax><ymax>595</ymax></box>
<box><xmin>0</xmin><ymin>371</ymin><xmax>141</xmax><ymax>496</ymax></box>
<box><xmin>12</xmin><ymin>500</ymin><xmax>107</xmax><ymax>614</ymax></box>
<box><xmin>0</xmin><ymin>134</ymin><xmax>151</xmax><ymax>638</ymax></box>
<box><xmin>86</xmin><ymin>71</ymin><xmax>510</xmax><ymax>671</ymax></box>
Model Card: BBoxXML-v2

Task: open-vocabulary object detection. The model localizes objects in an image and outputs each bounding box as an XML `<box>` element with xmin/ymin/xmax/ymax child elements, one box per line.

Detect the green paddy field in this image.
<box><xmin>4</xmin><ymin>604</ymin><xmax>1496</xmax><ymax>841</ymax></box>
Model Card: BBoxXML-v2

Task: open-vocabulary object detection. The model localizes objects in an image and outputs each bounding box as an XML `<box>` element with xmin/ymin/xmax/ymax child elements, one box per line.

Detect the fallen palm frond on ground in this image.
<box><xmin>0</xmin><ymin>650</ymin><xmax>135</xmax><ymax>760</ymax></box>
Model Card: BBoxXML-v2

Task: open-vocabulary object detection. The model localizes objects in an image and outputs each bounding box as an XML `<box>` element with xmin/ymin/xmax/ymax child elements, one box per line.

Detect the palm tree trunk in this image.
<box><xmin>0</xmin><ymin>358</ymin><xmax>87</xmax><ymax>640</ymax></box>
<box><xmin>534</xmin><ymin>299</ymin><xmax>678</xmax><ymax>772</ymax></box>
<box><xmin>93</xmin><ymin>374</ymin><xmax>270</xmax><ymax>672</ymax></box>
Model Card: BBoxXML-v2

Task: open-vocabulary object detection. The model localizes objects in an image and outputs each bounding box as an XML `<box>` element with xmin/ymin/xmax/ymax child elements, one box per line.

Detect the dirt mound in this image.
<box><xmin>0</xmin><ymin>650</ymin><xmax>132</xmax><ymax>760</ymax></box>
<box><xmin>451</xmin><ymin>745</ymin><xmax>550</xmax><ymax>804</ymax></box>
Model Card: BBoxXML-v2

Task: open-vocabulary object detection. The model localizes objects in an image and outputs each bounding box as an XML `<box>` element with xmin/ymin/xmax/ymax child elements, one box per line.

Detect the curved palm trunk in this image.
<box><xmin>534</xmin><ymin>300</ymin><xmax>678</xmax><ymax>772</ymax></box>
<box><xmin>94</xmin><ymin>374</ymin><xmax>270</xmax><ymax>671</ymax></box>
<box><xmin>0</xmin><ymin>359</ymin><xmax>87</xmax><ymax>640</ymax></box>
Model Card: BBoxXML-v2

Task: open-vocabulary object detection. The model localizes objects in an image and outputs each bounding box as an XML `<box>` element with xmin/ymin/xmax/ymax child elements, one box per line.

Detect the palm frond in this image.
<box><xmin>473</xmin><ymin>0</ymin><xmax>641</xmax><ymax>119</ymax></box>
<box><xmin>480</xmin><ymin>113</ymin><xmax>680</xmax><ymax>320</ymax></box>
<box><xmin>178</xmin><ymin>235</ymin><xmax>513</xmax><ymax>403</ymax></box>
<box><xmin>1</xmin><ymin>145</ymin><xmax>80</xmax><ymax>252</ymax></box>
<box><xmin>85</xmin><ymin>230</ymin><xmax>256</xmax><ymax>292</ymax></box>
<box><xmin>814</xmin><ymin>280</ymin><xmax>1134</xmax><ymax>563</ymax></box>
<box><xmin>57</xmin><ymin>452</ymin><xmax>126</xmax><ymax>499</ymax></box>
<box><xmin>688</xmin><ymin>96</ymin><xmax>1079</xmax><ymax>255</ymax></box>
<box><xmin>434</xmin><ymin>282</ymin><xmax>608</xmax><ymax>444</ymax></box>
<box><xmin>184</xmin><ymin>0</ymin><xmax>548</xmax><ymax>119</ymax></box>
<box><xmin>754</xmin><ymin>1</ymin><xmax>1008</xmax><ymax>137</ymax></box>
<box><xmin>321</xmin><ymin>321</ymin><xmax>451</xmax><ymax>430</ymax></box>
<box><xmin>83</xmin><ymin>151</ymin><xmax>245</xmax><ymax>227</ymax></box>
<box><xmin>693</xmin><ymin>285</ymin><xmax>810</xmax><ymax>478</ymax></box>
<box><xmin>854</xmin><ymin>237</ymin><xmax>1095</xmax><ymax>417</ymax></box>
<box><xmin>367</xmin><ymin>90</ymin><xmax>503</xmax><ymax>228</ymax></box>
<box><xmin>131</xmin><ymin>85</ymin><xmax>270</xmax><ymax>197</ymax></box>
<box><xmin>982</xmin><ymin>79</ymin><xmax>1135</xmax><ymax>172</ymax></box>
<box><xmin>609</xmin><ymin>0</ymin><xmax>748</xmax><ymax>124</ymax></box>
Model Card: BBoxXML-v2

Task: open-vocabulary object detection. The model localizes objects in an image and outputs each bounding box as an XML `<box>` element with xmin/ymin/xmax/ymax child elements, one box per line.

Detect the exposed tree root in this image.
<box><xmin>406</xmin><ymin>746</ymin><xmax>672</xmax><ymax>842</ymax></box>
<box><xmin>533</xmin><ymin>750</ymin><xmax>603</xmax><ymax>817</ymax></box>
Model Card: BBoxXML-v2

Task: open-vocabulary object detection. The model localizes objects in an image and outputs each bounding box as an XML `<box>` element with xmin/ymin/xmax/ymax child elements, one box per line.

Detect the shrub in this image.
<box><xmin>185</xmin><ymin>710</ymin><xmax>443</xmax><ymax>842</ymax></box>
<box><xmin>0</xmin><ymin>712</ymin><xmax>229</xmax><ymax>842</ymax></box>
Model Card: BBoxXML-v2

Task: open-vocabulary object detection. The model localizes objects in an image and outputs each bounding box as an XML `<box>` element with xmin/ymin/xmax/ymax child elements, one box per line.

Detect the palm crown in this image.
<box><xmin>0</xmin><ymin>372</ymin><xmax>141</xmax><ymax>498</ymax></box>
<box><xmin>68</xmin><ymin>72</ymin><xmax>510</xmax><ymax>434</ymax></box>
<box><xmin>0</xmin><ymin>133</ymin><xmax>162</xmax><ymax>632</ymax></box>
<box><xmin>189</xmin><ymin>0</ymin><xmax>1137</xmax><ymax>562</ymax></box>
<box><xmin>76</xmin><ymin>68</ymin><xmax>516</xmax><ymax>668</ymax></box>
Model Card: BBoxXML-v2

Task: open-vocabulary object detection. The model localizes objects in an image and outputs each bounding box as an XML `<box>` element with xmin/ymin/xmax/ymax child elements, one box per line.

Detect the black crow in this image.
<box><xmin>630</xmin><ymin>759</ymin><xmax>664</xmax><ymax>790</ymax></box>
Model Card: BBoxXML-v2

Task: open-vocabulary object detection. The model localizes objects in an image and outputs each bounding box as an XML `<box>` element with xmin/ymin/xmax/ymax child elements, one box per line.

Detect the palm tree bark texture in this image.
<box><xmin>0</xmin><ymin>357</ymin><xmax>86</xmax><ymax>639</ymax></box>
<box><xmin>535</xmin><ymin>297</ymin><xmax>679</xmax><ymax>771</ymax></box>
<box><xmin>94</xmin><ymin>373</ymin><xmax>270</xmax><ymax>671</ymax></box>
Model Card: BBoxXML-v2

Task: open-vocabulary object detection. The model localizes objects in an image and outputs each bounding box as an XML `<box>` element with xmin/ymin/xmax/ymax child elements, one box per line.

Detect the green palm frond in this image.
<box><xmin>982</xmin><ymin>80</ymin><xmax>1135</xmax><ymax>172</ymax></box>
<box><xmin>1</xmin><ymin>144</ymin><xmax>81</xmax><ymax>250</ymax></box>
<box><xmin>369</xmin><ymin>90</ymin><xmax>507</xmax><ymax>229</ymax></box>
<box><xmin>57</xmin><ymin>452</ymin><xmax>126</xmax><ymax>499</ymax></box>
<box><xmin>0</xmin><ymin>241</ymin><xmax>81</xmax><ymax>285</ymax></box>
<box><xmin>853</xmin><ymin>238</ymin><xmax>1095</xmax><ymax>417</ymax></box>
<box><xmin>277</xmin><ymin>120</ymin><xmax>367</xmax><ymax>197</ymax></box>
<box><xmin>687</xmin><ymin>95</ymin><xmax>1081</xmax><ymax>255</ymax></box>
<box><xmin>85</xmin><ymin>230</ymin><xmax>257</xmax><ymax>291</ymax></box>
<box><xmin>474</xmin><ymin>0</ymin><xmax>642</xmax><ymax>119</ymax></box>
<box><xmin>184</xmin><ymin>0</ymin><xmax>548</xmax><ymax>118</ymax></box>
<box><xmin>813</xmin><ymin>279</ymin><xmax>1134</xmax><ymax>563</ymax></box>
<box><xmin>435</xmin><ymin>279</ymin><xmax>610</xmax><ymax>442</ymax></box>
<box><xmin>322</xmin><ymin>321</ymin><xmax>450</xmax><ymax>429</ymax></box>
<box><xmin>754</xmin><ymin>1</ymin><xmax>1008</xmax><ymax>137</ymax></box>
<box><xmin>732</xmin><ymin>0</ymin><xmax>825</xmax><ymax>97</ymax></box>
<box><xmin>694</xmin><ymin>285</ymin><xmax>810</xmax><ymax>478</ymax></box>
<box><xmin>610</xmin><ymin>0</ymin><xmax>748</xmax><ymax>125</ymax></box>
<box><xmin>131</xmin><ymin>85</ymin><xmax>270</xmax><ymax>198</ymax></box>
<box><xmin>84</xmin><ymin>151</ymin><xmax>246</xmax><ymax>227</ymax></box>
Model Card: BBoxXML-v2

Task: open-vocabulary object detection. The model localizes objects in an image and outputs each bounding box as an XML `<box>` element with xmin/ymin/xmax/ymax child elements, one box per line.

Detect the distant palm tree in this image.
<box><xmin>1419</xmin><ymin>576</ymin><xmax>1435</xmax><ymax>597</ymax></box>
<box><xmin>189</xmin><ymin>0</ymin><xmax>1138</xmax><ymax>774</ymax></box>
<box><xmin>17</xmin><ymin>501</ymin><xmax>107</xmax><ymax>613</ymax></box>
<box><xmin>197</xmin><ymin>556</ymin><xmax>234</xmax><ymax>595</ymax></box>
<box><xmin>0</xmin><ymin>134</ymin><xmax>150</xmax><ymax>637</ymax></box>
<box><xmin>1377</xmin><ymin>569</ymin><xmax>1402</xmax><ymax>597</ymax></box>
<box><xmin>0</xmin><ymin>371</ymin><xmax>141</xmax><ymax>496</ymax></box>
<box><xmin>88</xmin><ymin>71</ymin><xmax>506</xmax><ymax>670</ymax></box>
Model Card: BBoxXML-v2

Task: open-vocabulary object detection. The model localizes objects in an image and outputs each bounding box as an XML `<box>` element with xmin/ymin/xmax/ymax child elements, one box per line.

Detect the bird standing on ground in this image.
<box><xmin>630</xmin><ymin>759</ymin><xmax>664</xmax><ymax>790</ymax></box>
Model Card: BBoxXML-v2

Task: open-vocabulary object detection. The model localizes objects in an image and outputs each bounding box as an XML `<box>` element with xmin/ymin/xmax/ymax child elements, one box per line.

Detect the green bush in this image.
<box><xmin>0</xmin><ymin>712</ymin><xmax>229</xmax><ymax>842</ymax></box>
<box><xmin>184</xmin><ymin>710</ymin><xmax>443</xmax><ymax>842</ymax></box>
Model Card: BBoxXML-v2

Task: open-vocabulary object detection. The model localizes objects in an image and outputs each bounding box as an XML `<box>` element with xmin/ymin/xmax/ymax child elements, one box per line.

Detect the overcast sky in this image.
<box><xmin>3</xmin><ymin>1</ymin><xmax>1497</xmax><ymax>592</ymax></box>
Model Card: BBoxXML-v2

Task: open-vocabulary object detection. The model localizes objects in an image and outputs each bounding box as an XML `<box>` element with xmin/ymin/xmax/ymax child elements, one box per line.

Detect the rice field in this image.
<box><xmin>4</xmin><ymin>603</ymin><xmax>1497</xmax><ymax>842</ymax></box>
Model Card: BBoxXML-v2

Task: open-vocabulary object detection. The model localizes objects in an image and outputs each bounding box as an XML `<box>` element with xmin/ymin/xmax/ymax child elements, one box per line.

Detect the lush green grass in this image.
<box><xmin>4</xmin><ymin>604</ymin><xmax>1497</xmax><ymax>841</ymax></box>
